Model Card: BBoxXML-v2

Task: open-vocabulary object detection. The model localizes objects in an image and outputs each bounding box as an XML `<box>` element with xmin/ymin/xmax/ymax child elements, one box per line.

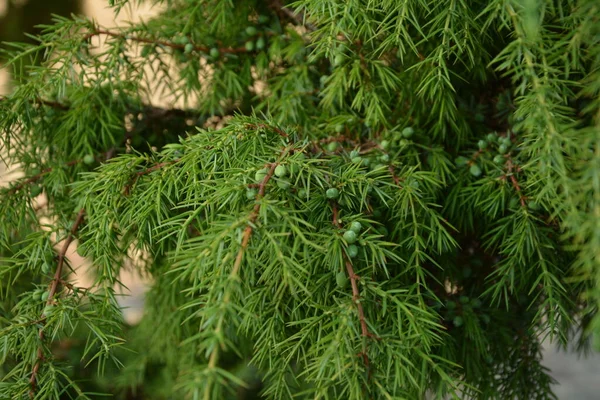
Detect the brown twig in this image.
<box><xmin>29</xmin><ymin>209</ymin><xmax>86</xmax><ymax>398</ymax></box>
<box><xmin>123</xmin><ymin>159</ymin><xmax>180</xmax><ymax>195</ymax></box>
<box><xmin>6</xmin><ymin>159</ymin><xmax>80</xmax><ymax>195</ymax></box>
<box><xmin>83</xmin><ymin>29</ymin><xmax>252</xmax><ymax>55</ymax></box>
<box><xmin>505</xmin><ymin>158</ymin><xmax>526</xmax><ymax>207</ymax></box>
<box><xmin>268</xmin><ymin>0</ymin><xmax>317</xmax><ymax>32</ymax></box>
<box><xmin>331</xmin><ymin>202</ymin><xmax>373</xmax><ymax>371</ymax></box>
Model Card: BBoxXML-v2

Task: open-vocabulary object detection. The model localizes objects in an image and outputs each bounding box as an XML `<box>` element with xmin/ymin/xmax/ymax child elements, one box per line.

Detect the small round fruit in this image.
<box><xmin>528</xmin><ymin>200</ymin><xmax>540</xmax><ymax>211</ymax></box>
<box><xmin>30</xmin><ymin>185</ymin><xmax>42</xmax><ymax>197</ymax></box>
<box><xmin>254</xmin><ymin>168</ymin><xmax>268</xmax><ymax>182</ymax></box>
<box><xmin>326</xmin><ymin>188</ymin><xmax>339</xmax><ymax>199</ymax></box>
<box><xmin>32</xmin><ymin>291</ymin><xmax>42</xmax><ymax>301</ymax></box>
<box><xmin>334</xmin><ymin>124</ymin><xmax>344</xmax><ymax>133</ymax></box>
<box><xmin>246</xmin><ymin>188</ymin><xmax>257</xmax><ymax>199</ymax></box>
<box><xmin>42</xmin><ymin>305</ymin><xmax>54</xmax><ymax>317</ymax></box>
<box><xmin>184</xmin><ymin>43</ymin><xmax>194</xmax><ymax>54</ymax></box>
<box><xmin>379</xmin><ymin>154</ymin><xmax>390</xmax><ymax>163</ymax></box>
<box><xmin>336</xmin><ymin>271</ymin><xmax>348</xmax><ymax>288</ymax></box>
<box><xmin>210</xmin><ymin>48</ymin><xmax>220</xmax><ymax>58</ymax></box>
<box><xmin>256</xmin><ymin>37</ymin><xmax>266</xmax><ymax>50</ymax></box>
<box><xmin>333</xmin><ymin>54</ymin><xmax>344</xmax><ymax>66</ymax></box>
<box><xmin>469</xmin><ymin>164</ymin><xmax>482</xmax><ymax>177</ymax></box>
<box><xmin>380</xmin><ymin>140</ymin><xmax>390</xmax><ymax>150</ymax></box>
<box><xmin>486</xmin><ymin>133</ymin><xmax>497</xmax><ymax>142</ymax></box>
<box><xmin>258</xmin><ymin>15</ymin><xmax>269</xmax><ymax>24</ymax></box>
<box><xmin>401</xmin><ymin>126</ymin><xmax>414</xmax><ymax>138</ymax></box>
<box><xmin>83</xmin><ymin>154</ymin><xmax>95</xmax><ymax>165</ymax></box>
<box><xmin>498</xmin><ymin>144</ymin><xmax>508</xmax><ymax>154</ymax></box>
<box><xmin>349</xmin><ymin>150</ymin><xmax>360</xmax><ymax>158</ymax></box>
<box><xmin>298</xmin><ymin>188</ymin><xmax>308</xmax><ymax>199</ymax></box>
<box><xmin>41</xmin><ymin>263</ymin><xmax>50</xmax><ymax>274</ymax></box>
<box><xmin>41</xmin><ymin>291</ymin><xmax>50</xmax><ymax>302</ymax></box>
<box><xmin>277</xmin><ymin>179</ymin><xmax>291</xmax><ymax>190</ymax></box>
<box><xmin>349</xmin><ymin>221</ymin><xmax>362</xmax><ymax>233</ymax></box>
<box><xmin>274</xmin><ymin>165</ymin><xmax>287</xmax><ymax>177</ymax></box>
<box><xmin>245</xmin><ymin>41</ymin><xmax>255</xmax><ymax>51</ymax></box>
<box><xmin>343</xmin><ymin>230</ymin><xmax>357</xmax><ymax>244</ymax></box>
<box><xmin>453</xmin><ymin>316</ymin><xmax>464</xmax><ymax>327</ymax></box>
<box><xmin>500</xmin><ymin>137</ymin><xmax>512</xmax><ymax>146</ymax></box>
<box><xmin>398</xmin><ymin>139</ymin><xmax>409</xmax><ymax>147</ymax></box>
<box><xmin>347</xmin><ymin>245</ymin><xmax>359</xmax><ymax>258</ymax></box>
<box><xmin>351</xmin><ymin>156</ymin><xmax>362</xmax><ymax>164</ymax></box>
<box><xmin>455</xmin><ymin>156</ymin><xmax>468</xmax><ymax>166</ymax></box>
<box><xmin>478</xmin><ymin>140</ymin><xmax>487</xmax><ymax>150</ymax></box>
<box><xmin>493</xmin><ymin>155</ymin><xmax>505</xmax><ymax>164</ymax></box>
<box><xmin>327</xmin><ymin>142</ymin><xmax>339</xmax><ymax>152</ymax></box>
<box><xmin>245</xmin><ymin>26</ymin><xmax>258</xmax><ymax>36</ymax></box>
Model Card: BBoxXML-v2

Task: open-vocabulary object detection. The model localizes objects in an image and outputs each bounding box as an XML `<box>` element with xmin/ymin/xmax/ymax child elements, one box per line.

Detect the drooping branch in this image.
<box><xmin>29</xmin><ymin>209</ymin><xmax>86</xmax><ymax>398</ymax></box>
<box><xmin>331</xmin><ymin>202</ymin><xmax>372</xmax><ymax>370</ymax></box>
<box><xmin>83</xmin><ymin>28</ymin><xmax>254</xmax><ymax>55</ymax></box>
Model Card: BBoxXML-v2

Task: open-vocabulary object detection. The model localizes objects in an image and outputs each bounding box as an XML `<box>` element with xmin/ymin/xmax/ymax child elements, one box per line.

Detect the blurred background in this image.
<box><xmin>0</xmin><ymin>1</ymin><xmax>599</xmax><ymax>398</ymax></box>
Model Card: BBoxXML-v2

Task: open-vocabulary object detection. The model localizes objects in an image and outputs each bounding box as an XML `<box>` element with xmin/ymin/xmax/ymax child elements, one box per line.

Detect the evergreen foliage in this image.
<box><xmin>1</xmin><ymin>0</ymin><xmax>599</xmax><ymax>398</ymax></box>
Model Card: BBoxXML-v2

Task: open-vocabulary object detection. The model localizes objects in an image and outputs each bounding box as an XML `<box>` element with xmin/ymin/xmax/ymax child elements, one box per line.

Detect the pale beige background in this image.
<box><xmin>1</xmin><ymin>1</ymin><xmax>599</xmax><ymax>398</ymax></box>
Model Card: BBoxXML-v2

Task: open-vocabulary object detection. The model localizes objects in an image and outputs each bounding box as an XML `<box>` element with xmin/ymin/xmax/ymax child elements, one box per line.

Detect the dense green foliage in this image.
<box><xmin>1</xmin><ymin>0</ymin><xmax>599</xmax><ymax>398</ymax></box>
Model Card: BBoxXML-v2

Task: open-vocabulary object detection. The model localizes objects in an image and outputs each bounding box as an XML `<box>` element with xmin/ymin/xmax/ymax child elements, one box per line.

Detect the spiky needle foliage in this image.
<box><xmin>1</xmin><ymin>0</ymin><xmax>599</xmax><ymax>399</ymax></box>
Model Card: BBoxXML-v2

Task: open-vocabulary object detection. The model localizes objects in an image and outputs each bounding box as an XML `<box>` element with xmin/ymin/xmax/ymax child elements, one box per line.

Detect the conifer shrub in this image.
<box><xmin>1</xmin><ymin>1</ymin><xmax>599</xmax><ymax>399</ymax></box>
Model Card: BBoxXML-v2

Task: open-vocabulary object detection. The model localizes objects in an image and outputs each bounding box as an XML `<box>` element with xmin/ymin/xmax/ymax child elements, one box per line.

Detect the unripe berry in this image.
<box><xmin>184</xmin><ymin>43</ymin><xmax>194</xmax><ymax>54</ymax></box>
<box><xmin>256</xmin><ymin>36</ymin><xmax>266</xmax><ymax>50</ymax></box>
<box><xmin>498</xmin><ymin>144</ymin><xmax>508</xmax><ymax>154</ymax></box>
<box><xmin>30</xmin><ymin>185</ymin><xmax>42</xmax><ymax>197</ymax></box>
<box><xmin>493</xmin><ymin>154</ymin><xmax>505</xmax><ymax>164</ymax></box>
<box><xmin>246</xmin><ymin>188</ymin><xmax>257</xmax><ymax>199</ymax></box>
<box><xmin>334</xmin><ymin>124</ymin><xmax>344</xmax><ymax>133</ymax></box>
<box><xmin>486</xmin><ymin>133</ymin><xmax>497</xmax><ymax>142</ymax></box>
<box><xmin>277</xmin><ymin>179</ymin><xmax>291</xmax><ymax>190</ymax></box>
<box><xmin>455</xmin><ymin>156</ymin><xmax>468</xmax><ymax>166</ymax></box>
<box><xmin>327</xmin><ymin>142</ymin><xmax>339</xmax><ymax>152</ymax></box>
<box><xmin>347</xmin><ymin>244</ymin><xmax>359</xmax><ymax>258</ymax></box>
<box><xmin>379</xmin><ymin>154</ymin><xmax>390</xmax><ymax>163</ymax></box>
<box><xmin>453</xmin><ymin>316</ymin><xmax>464</xmax><ymax>327</ymax></box>
<box><xmin>401</xmin><ymin>126</ymin><xmax>414</xmax><ymax>138</ymax></box>
<box><xmin>336</xmin><ymin>271</ymin><xmax>348</xmax><ymax>288</ymax></box>
<box><xmin>41</xmin><ymin>291</ymin><xmax>50</xmax><ymax>302</ymax></box>
<box><xmin>274</xmin><ymin>165</ymin><xmax>287</xmax><ymax>177</ymax></box>
<box><xmin>245</xmin><ymin>41</ymin><xmax>255</xmax><ymax>51</ymax></box>
<box><xmin>83</xmin><ymin>154</ymin><xmax>95</xmax><ymax>165</ymax></box>
<box><xmin>477</xmin><ymin>140</ymin><xmax>487</xmax><ymax>149</ymax></box>
<box><xmin>255</xmin><ymin>168</ymin><xmax>268</xmax><ymax>182</ymax></box>
<box><xmin>349</xmin><ymin>150</ymin><xmax>360</xmax><ymax>159</ymax></box>
<box><xmin>528</xmin><ymin>200</ymin><xmax>540</xmax><ymax>211</ymax></box>
<box><xmin>210</xmin><ymin>48</ymin><xmax>220</xmax><ymax>58</ymax></box>
<box><xmin>297</xmin><ymin>188</ymin><xmax>308</xmax><ymax>199</ymax></box>
<box><xmin>380</xmin><ymin>140</ymin><xmax>390</xmax><ymax>150</ymax></box>
<box><xmin>41</xmin><ymin>263</ymin><xmax>50</xmax><ymax>274</ymax></box>
<box><xmin>257</xmin><ymin>15</ymin><xmax>269</xmax><ymax>24</ymax></box>
<box><xmin>349</xmin><ymin>221</ymin><xmax>362</xmax><ymax>233</ymax></box>
<box><xmin>469</xmin><ymin>164</ymin><xmax>482</xmax><ymax>177</ymax></box>
<box><xmin>326</xmin><ymin>188</ymin><xmax>339</xmax><ymax>199</ymax></box>
<box><xmin>343</xmin><ymin>230</ymin><xmax>357</xmax><ymax>243</ymax></box>
<box><xmin>245</xmin><ymin>26</ymin><xmax>258</xmax><ymax>36</ymax></box>
<box><xmin>351</xmin><ymin>157</ymin><xmax>362</xmax><ymax>164</ymax></box>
